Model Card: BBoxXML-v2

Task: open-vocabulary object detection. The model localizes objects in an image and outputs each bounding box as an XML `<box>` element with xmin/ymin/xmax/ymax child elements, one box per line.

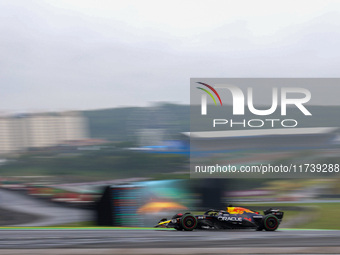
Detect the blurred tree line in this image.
<box><xmin>0</xmin><ymin>149</ymin><xmax>188</xmax><ymax>181</ymax></box>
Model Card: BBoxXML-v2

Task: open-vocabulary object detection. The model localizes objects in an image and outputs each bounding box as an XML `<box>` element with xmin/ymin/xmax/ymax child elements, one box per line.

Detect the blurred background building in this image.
<box><xmin>0</xmin><ymin>112</ymin><xmax>89</xmax><ymax>154</ymax></box>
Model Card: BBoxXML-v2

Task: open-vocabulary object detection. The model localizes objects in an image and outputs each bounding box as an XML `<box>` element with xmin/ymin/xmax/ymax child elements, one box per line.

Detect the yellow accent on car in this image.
<box><xmin>158</xmin><ymin>220</ymin><xmax>171</xmax><ymax>225</ymax></box>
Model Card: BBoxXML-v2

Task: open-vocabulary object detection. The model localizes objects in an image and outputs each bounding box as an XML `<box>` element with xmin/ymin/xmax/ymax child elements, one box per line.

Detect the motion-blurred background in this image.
<box><xmin>0</xmin><ymin>0</ymin><xmax>340</xmax><ymax>230</ymax></box>
<box><xmin>0</xmin><ymin>103</ymin><xmax>339</xmax><ymax>229</ymax></box>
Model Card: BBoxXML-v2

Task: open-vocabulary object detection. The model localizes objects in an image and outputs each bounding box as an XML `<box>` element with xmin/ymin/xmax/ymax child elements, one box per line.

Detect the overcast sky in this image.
<box><xmin>1</xmin><ymin>0</ymin><xmax>340</xmax><ymax>112</ymax></box>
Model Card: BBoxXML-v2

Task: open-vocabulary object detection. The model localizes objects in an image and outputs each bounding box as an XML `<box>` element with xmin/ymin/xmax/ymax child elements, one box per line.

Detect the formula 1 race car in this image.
<box><xmin>155</xmin><ymin>206</ymin><xmax>284</xmax><ymax>231</ymax></box>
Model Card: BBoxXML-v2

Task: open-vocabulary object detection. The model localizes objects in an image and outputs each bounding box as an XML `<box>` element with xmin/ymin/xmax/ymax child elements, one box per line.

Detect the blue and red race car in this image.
<box><xmin>155</xmin><ymin>205</ymin><xmax>284</xmax><ymax>231</ymax></box>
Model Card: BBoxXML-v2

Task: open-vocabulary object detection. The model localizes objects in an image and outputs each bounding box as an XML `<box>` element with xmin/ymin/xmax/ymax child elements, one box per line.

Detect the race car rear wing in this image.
<box><xmin>264</xmin><ymin>208</ymin><xmax>284</xmax><ymax>220</ymax></box>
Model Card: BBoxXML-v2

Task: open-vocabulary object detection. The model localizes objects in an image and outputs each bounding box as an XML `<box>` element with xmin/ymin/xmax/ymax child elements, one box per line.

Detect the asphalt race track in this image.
<box><xmin>0</xmin><ymin>229</ymin><xmax>339</xmax><ymax>249</ymax></box>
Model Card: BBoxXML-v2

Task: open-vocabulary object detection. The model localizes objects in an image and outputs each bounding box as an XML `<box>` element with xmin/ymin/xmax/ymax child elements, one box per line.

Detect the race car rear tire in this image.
<box><xmin>262</xmin><ymin>215</ymin><xmax>279</xmax><ymax>231</ymax></box>
<box><xmin>180</xmin><ymin>214</ymin><xmax>197</xmax><ymax>231</ymax></box>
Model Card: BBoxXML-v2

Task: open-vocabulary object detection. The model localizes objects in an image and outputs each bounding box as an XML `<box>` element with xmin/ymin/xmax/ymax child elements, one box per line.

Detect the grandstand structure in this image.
<box><xmin>186</xmin><ymin>127</ymin><xmax>339</xmax><ymax>152</ymax></box>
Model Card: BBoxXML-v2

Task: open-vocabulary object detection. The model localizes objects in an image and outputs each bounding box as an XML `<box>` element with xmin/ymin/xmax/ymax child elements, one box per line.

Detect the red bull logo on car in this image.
<box><xmin>227</xmin><ymin>207</ymin><xmax>254</xmax><ymax>214</ymax></box>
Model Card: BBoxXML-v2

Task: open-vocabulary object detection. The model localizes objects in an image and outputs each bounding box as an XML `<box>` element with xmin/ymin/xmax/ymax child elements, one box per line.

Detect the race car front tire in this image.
<box><xmin>180</xmin><ymin>214</ymin><xmax>197</xmax><ymax>231</ymax></box>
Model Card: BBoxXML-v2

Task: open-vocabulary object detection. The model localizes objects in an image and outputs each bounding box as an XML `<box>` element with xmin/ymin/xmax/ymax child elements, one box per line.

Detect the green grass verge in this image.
<box><xmin>48</xmin><ymin>221</ymin><xmax>96</xmax><ymax>227</ymax></box>
<box><xmin>297</xmin><ymin>203</ymin><xmax>340</xmax><ymax>230</ymax></box>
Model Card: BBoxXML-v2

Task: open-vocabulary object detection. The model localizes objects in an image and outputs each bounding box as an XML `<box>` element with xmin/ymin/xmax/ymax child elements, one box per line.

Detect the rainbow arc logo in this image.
<box><xmin>196</xmin><ymin>82</ymin><xmax>223</xmax><ymax>106</ymax></box>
